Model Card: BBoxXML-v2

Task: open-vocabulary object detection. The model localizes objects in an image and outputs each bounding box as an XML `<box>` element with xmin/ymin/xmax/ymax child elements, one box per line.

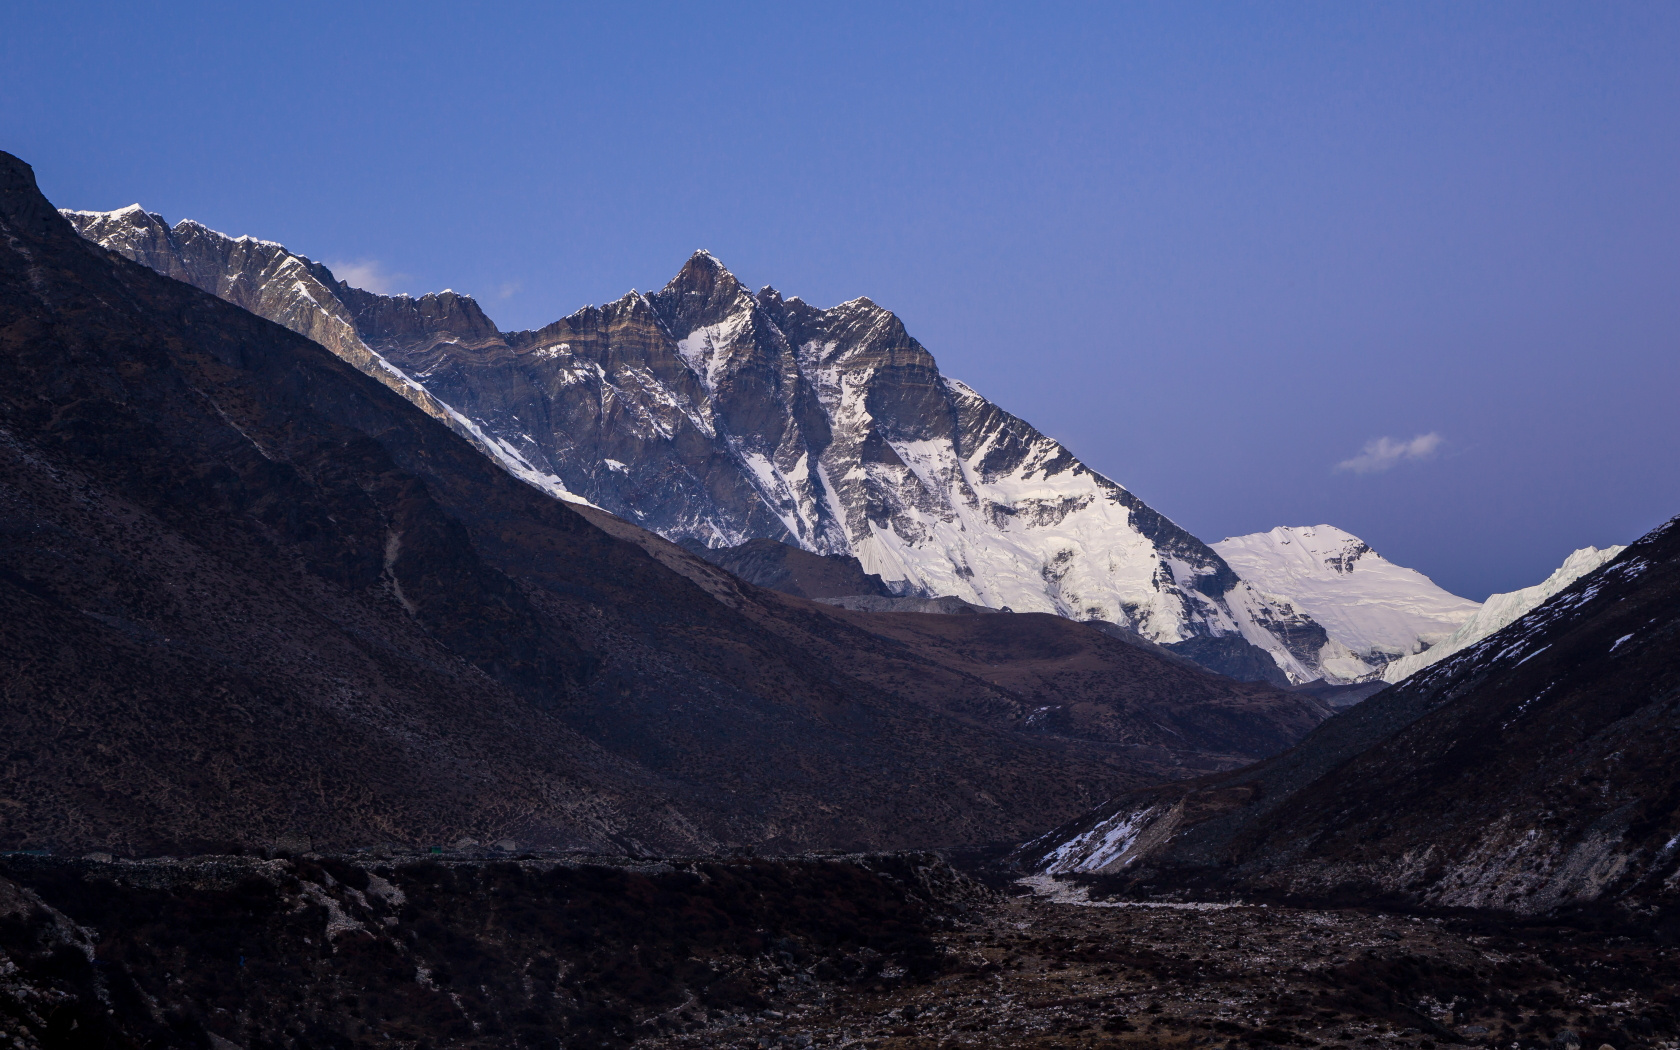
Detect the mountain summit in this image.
<box><xmin>67</xmin><ymin>212</ymin><xmax>1378</xmax><ymax>682</ymax></box>
<box><xmin>1213</xmin><ymin>525</ymin><xmax>1479</xmax><ymax>677</ymax></box>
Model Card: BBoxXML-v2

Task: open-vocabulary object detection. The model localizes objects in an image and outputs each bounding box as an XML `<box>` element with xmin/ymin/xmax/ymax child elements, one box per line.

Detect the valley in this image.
<box><xmin>2</xmin><ymin>851</ymin><xmax>1674</xmax><ymax>1050</ymax></box>
<box><xmin>2</xmin><ymin>136</ymin><xmax>1675</xmax><ymax>1050</ymax></box>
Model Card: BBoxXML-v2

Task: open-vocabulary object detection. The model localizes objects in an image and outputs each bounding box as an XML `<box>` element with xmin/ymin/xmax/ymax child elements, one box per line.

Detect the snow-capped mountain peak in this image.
<box><xmin>1212</xmin><ymin>525</ymin><xmax>1479</xmax><ymax>675</ymax></box>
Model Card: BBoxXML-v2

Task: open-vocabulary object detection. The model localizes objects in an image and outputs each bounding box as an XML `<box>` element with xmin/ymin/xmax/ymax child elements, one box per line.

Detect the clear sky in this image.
<box><xmin>6</xmin><ymin>1</ymin><xmax>1676</xmax><ymax>600</ymax></box>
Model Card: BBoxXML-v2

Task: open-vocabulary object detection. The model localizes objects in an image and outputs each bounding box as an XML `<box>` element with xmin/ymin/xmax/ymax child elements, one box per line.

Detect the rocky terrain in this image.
<box><xmin>0</xmin><ymin>850</ymin><xmax>968</xmax><ymax>1050</ymax></box>
<box><xmin>66</xmin><ymin>205</ymin><xmax>1379</xmax><ymax>685</ymax></box>
<box><xmin>1020</xmin><ymin>514</ymin><xmax>1680</xmax><ymax>914</ymax></box>
<box><xmin>3</xmin><ymin>151</ymin><xmax>1338</xmax><ymax>856</ymax></box>
<box><xmin>2</xmin><ymin>850</ymin><xmax>1675</xmax><ymax>1050</ymax></box>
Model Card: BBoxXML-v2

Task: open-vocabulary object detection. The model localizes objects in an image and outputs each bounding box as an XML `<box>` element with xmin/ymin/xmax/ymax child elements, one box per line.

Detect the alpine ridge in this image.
<box><xmin>67</xmin><ymin>207</ymin><xmax>1374</xmax><ymax>684</ymax></box>
<box><xmin>1379</xmin><ymin>543</ymin><xmax>1625</xmax><ymax>683</ymax></box>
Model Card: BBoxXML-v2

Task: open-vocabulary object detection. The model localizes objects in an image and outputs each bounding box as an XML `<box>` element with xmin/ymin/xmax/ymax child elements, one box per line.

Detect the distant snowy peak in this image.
<box><xmin>1213</xmin><ymin>525</ymin><xmax>1479</xmax><ymax>677</ymax></box>
<box><xmin>1380</xmin><ymin>544</ymin><xmax>1626</xmax><ymax>683</ymax></box>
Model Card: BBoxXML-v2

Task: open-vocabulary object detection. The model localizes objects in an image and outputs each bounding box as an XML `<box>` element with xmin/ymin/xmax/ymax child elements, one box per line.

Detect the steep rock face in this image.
<box><xmin>66</xmin><ymin>211</ymin><xmax>1354</xmax><ymax>682</ymax></box>
<box><xmin>7</xmin><ymin>155</ymin><xmax>1334</xmax><ymax>854</ymax></box>
<box><xmin>1213</xmin><ymin>525</ymin><xmax>1480</xmax><ymax>679</ymax></box>
<box><xmin>1019</xmin><ymin>515</ymin><xmax>1680</xmax><ymax>914</ymax></box>
<box><xmin>1380</xmin><ymin>544</ymin><xmax>1625</xmax><ymax>683</ymax></box>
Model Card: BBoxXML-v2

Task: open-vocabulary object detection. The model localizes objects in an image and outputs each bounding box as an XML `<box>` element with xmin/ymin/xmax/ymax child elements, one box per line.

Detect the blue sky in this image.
<box><xmin>6</xmin><ymin>1</ymin><xmax>1676</xmax><ymax>599</ymax></box>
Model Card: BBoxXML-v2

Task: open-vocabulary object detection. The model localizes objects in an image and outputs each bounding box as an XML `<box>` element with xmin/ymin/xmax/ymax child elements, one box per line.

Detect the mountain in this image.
<box><xmin>1380</xmin><ymin>543</ymin><xmax>1625</xmax><ymax>683</ymax></box>
<box><xmin>1212</xmin><ymin>525</ymin><xmax>1479</xmax><ymax>679</ymax></box>
<box><xmin>1018</xmin><ymin>514</ymin><xmax>1680</xmax><ymax>914</ymax></box>
<box><xmin>681</xmin><ymin>537</ymin><xmax>897</xmax><ymax>600</ymax></box>
<box><xmin>58</xmin><ymin>205</ymin><xmax>586</xmax><ymax>504</ymax></box>
<box><xmin>2</xmin><ymin>151</ymin><xmax>1333</xmax><ymax>855</ymax></box>
<box><xmin>65</xmin><ymin>206</ymin><xmax>1363</xmax><ymax>684</ymax></box>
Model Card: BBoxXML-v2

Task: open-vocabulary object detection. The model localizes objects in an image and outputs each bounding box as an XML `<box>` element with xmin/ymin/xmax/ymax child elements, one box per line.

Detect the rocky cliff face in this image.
<box><xmin>1019</xmin><ymin>514</ymin><xmax>1680</xmax><ymax>915</ymax></box>
<box><xmin>66</xmin><ymin>208</ymin><xmax>1359</xmax><ymax>683</ymax></box>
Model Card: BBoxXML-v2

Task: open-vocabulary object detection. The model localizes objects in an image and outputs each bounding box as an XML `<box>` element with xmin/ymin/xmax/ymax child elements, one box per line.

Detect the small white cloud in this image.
<box><xmin>1336</xmin><ymin>432</ymin><xmax>1443</xmax><ymax>474</ymax></box>
<box><xmin>496</xmin><ymin>281</ymin><xmax>522</xmax><ymax>300</ymax></box>
<box><xmin>325</xmin><ymin>259</ymin><xmax>409</xmax><ymax>295</ymax></box>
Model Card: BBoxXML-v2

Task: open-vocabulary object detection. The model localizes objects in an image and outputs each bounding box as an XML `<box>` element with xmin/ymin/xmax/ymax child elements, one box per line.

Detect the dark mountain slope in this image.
<box><xmin>811</xmin><ymin>607</ymin><xmax>1327</xmax><ymax>765</ymax></box>
<box><xmin>681</xmin><ymin>537</ymin><xmax>896</xmax><ymax>599</ymax></box>
<box><xmin>1021</xmin><ymin>514</ymin><xmax>1680</xmax><ymax>914</ymax></box>
<box><xmin>556</xmin><ymin>502</ymin><xmax>1330</xmax><ymax>784</ymax></box>
<box><xmin>0</xmin><ymin>152</ymin><xmax>1329</xmax><ymax>855</ymax></box>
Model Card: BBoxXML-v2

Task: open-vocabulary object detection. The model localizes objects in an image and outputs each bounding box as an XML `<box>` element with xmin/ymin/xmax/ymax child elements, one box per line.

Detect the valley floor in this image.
<box><xmin>0</xmin><ymin>853</ymin><xmax>1674</xmax><ymax>1050</ymax></box>
<box><xmin>646</xmin><ymin>880</ymin><xmax>1679</xmax><ymax>1050</ymax></box>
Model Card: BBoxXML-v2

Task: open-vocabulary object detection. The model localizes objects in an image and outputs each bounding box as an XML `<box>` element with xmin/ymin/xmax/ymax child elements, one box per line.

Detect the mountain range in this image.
<box><xmin>67</xmin><ymin>204</ymin><xmax>1405</xmax><ymax>686</ymax></box>
<box><xmin>1</xmin><ymin>150</ymin><xmax>1341</xmax><ymax>856</ymax></box>
<box><xmin>34</xmin><ymin>158</ymin><xmax>1668</xmax><ymax>894</ymax></box>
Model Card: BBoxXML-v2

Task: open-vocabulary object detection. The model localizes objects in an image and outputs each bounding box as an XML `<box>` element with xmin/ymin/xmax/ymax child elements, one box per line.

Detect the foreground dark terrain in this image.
<box><xmin>1</xmin><ymin>852</ymin><xmax>1675</xmax><ymax>1050</ymax></box>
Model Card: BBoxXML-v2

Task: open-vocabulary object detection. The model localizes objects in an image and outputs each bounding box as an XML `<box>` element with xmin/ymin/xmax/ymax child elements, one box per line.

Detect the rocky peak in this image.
<box><xmin>653</xmin><ymin>250</ymin><xmax>755</xmax><ymax>332</ymax></box>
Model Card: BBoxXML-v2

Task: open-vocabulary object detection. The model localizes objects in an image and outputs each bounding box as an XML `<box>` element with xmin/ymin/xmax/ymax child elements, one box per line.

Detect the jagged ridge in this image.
<box><xmin>66</xmin><ymin>211</ymin><xmax>1366</xmax><ymax>683</ymax></box>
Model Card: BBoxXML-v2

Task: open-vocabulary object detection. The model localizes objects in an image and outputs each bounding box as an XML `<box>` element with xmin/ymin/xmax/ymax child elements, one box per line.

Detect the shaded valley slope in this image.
<box><xmin>0</xmin><ymin>151</ymin><xmax>1327</xmax><ymax>856</ymax></box>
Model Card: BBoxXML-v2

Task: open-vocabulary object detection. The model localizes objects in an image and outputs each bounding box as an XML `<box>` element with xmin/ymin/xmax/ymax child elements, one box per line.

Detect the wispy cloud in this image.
<box><xmin>1336</xmin><ymin>432</ymin><xmax>1443</xmax><ymax>474</ymax></box>
<box><xmin>325</xmin><ymin>259</ymin><xmax>410</xmax><ymax>295</ymax></box>
<box><xmin>496</xmin><ymin>280</ymin><xmax>522</xmax><ymax>301</ymax></box>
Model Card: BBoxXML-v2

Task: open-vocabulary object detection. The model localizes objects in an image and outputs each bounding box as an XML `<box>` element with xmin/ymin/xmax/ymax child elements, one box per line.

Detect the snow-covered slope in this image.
<box><xmin>65</xmin><ymin>207</ymin><xmax>1364</xmax><ymax>683</ymax></box>
<box><xmin>1380</xmin><ymin>544</ymin><xmax>1626</xmax><ymax>683</ymax></box>
<box><xmin>1212</xmin><ymin>526</ymin><xmax>1479</xmax><ymax>679</ymax></box>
